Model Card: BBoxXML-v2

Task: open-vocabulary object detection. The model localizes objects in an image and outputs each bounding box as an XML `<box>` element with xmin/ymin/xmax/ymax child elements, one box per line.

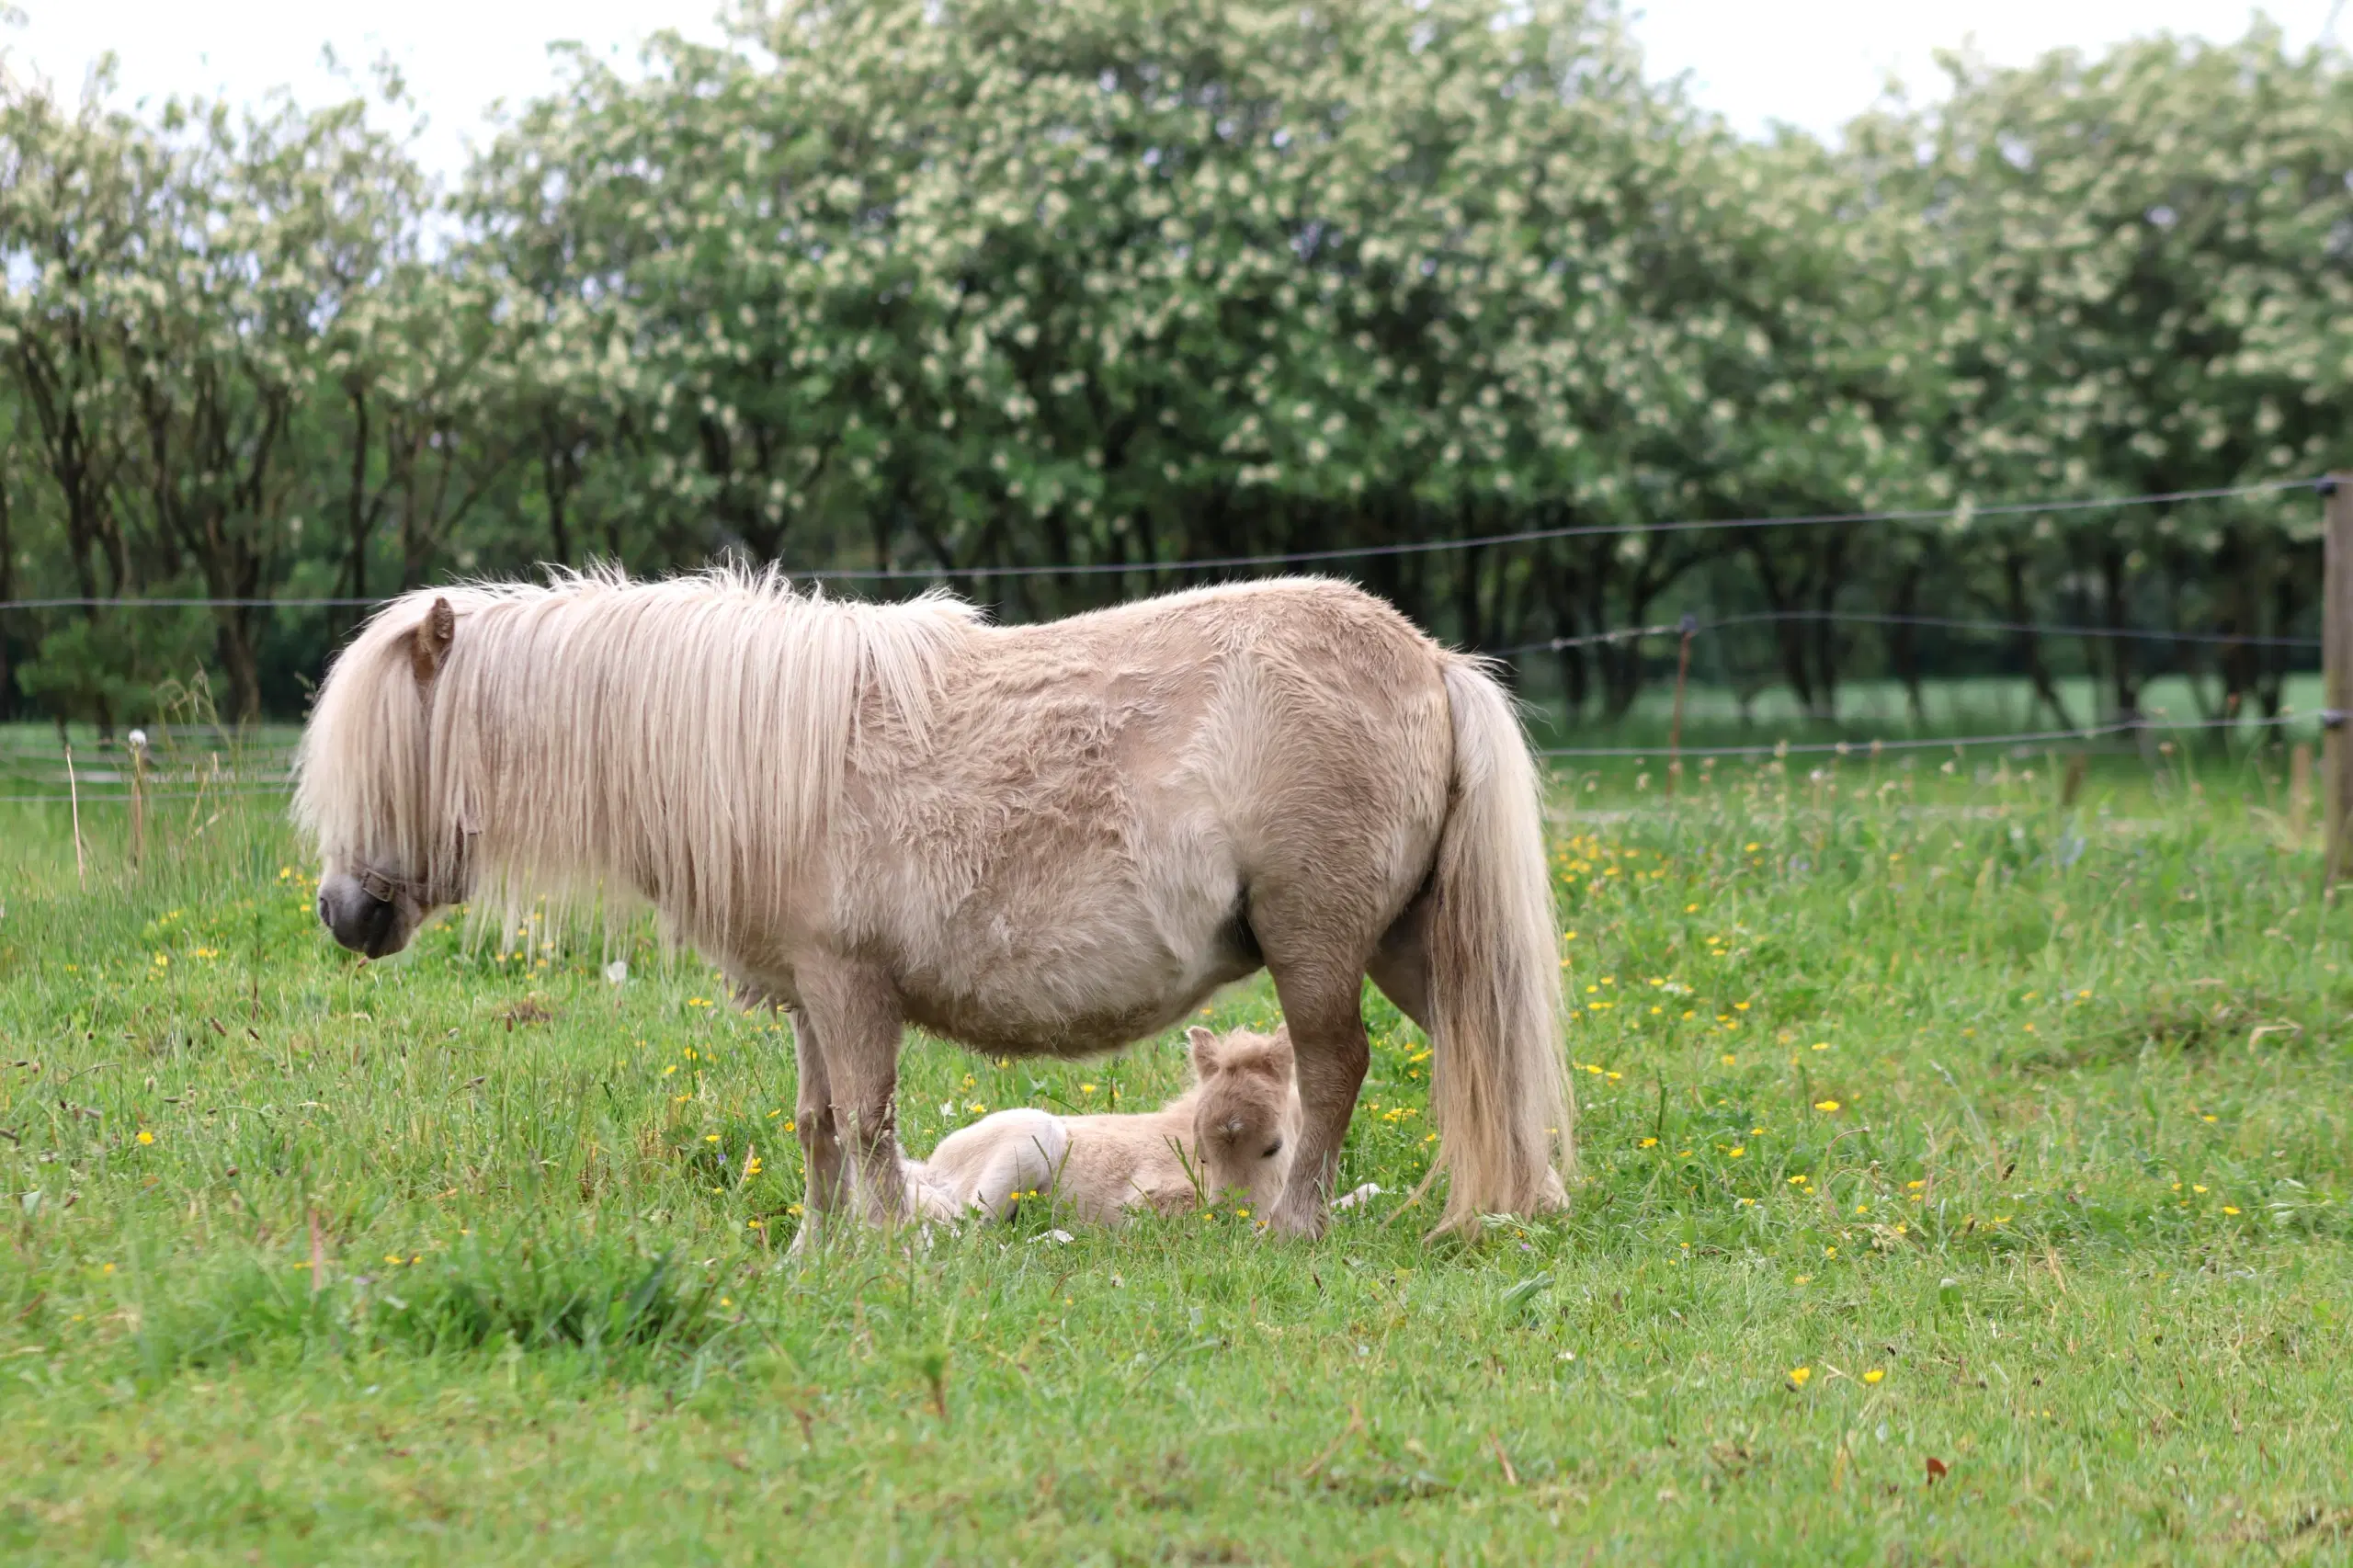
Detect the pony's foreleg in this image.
<box><xmin>801</xmin><ymin>960</ymin><xmax>912</xmax><ymax>1230</ymax></box>
<box><xmin>788</xmin><ymin>1006</ymin><xmax>848</xmax><ymax>1253</ymax></box>
<box><xmin>1263</xmin><ymin>979</ymin><xmax>1372</xmax><ymax>1239</ymax></box>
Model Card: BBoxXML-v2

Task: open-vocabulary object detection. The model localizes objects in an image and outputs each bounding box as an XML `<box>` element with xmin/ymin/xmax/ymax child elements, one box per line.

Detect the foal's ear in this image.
<box><xmin>409</xmin><ymin>597</ymin><xmax>456</xmax><ymax>685</ymax></box>
<box><xmin>1187</xmin><ymin>1025</ymin><xmax>1221</xmax><ymax>1077</ymax></box>
<box><xmin>1266</xmin><ymin>1022</ymin><xmax>1294</xmax><ymax>1070</ymax></box>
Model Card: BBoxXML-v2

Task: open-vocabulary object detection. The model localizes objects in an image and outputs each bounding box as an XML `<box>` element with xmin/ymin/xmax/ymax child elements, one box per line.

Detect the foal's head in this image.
<box><xmin>296</xmin><ymin>594</ymin><xmax>472</xmax><ymax>959</ymax></box>
<box><xmin>1186</xmin><ymin>1025</ymin><xmax>1303</xmax><ymax>1210</ymax></box>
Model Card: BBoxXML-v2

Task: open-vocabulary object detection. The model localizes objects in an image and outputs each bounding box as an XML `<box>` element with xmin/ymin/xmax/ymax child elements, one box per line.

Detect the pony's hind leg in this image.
<box><xmin>801</xmin><ymin>958</ymin><xmax>914</xmax><ymax>1230</ymax></box>
<box><xmin>1365</xmin><ymin>893</ymin><xmax>1434</xmax><ymax>1035</ymax></box>
<box><xmin>1260</xmin><ymin>964</ymin><xmax>1375</xmax><ymax>1239</ymax></box>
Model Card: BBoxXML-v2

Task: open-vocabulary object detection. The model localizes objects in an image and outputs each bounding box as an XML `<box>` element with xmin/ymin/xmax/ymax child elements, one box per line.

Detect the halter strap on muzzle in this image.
<box><xmin>356</xmin><ymin>866</ymin><xmax>423</xmax><ymax>905</ymax></box>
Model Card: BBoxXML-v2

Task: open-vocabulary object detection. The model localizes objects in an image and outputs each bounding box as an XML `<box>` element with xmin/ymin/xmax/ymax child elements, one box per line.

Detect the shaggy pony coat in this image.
<box><xmin>294</xmin><ymin>567</ymin><xmax>1568</xmax><ymax>1237</ymax></box>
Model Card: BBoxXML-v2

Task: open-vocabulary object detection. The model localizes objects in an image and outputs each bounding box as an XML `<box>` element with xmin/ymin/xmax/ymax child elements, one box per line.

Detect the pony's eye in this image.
<box><xmin>1262</xmin><ymin>1140</ymin><xmax>1283</xmax><ymax>1159</ymax></box>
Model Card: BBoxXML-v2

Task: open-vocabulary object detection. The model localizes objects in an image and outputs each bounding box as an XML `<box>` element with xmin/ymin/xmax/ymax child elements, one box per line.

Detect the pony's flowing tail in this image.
<box><xmin>1424</xmin><ymin>656</ymin><xmax>1571</xmax><ymax>1236</ymax></box>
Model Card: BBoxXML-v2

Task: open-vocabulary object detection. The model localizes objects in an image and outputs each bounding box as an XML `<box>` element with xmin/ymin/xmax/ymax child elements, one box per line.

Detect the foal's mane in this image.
<box><xmin>295</xmin><ymin>564</ymin><xmax>981</xmax><ymax>945</ymax></box>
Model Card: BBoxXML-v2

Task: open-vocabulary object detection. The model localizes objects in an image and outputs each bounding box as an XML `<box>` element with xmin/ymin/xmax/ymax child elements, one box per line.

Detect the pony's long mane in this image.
<box><xmin>294</xmin><ymin>564</ymin><xmax>980</xmax><ymax>947</ymax></box>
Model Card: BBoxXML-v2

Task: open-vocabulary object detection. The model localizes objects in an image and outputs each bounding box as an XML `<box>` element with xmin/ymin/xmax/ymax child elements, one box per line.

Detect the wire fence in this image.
<box><xmin>0</xmin><ymin>476</ymin><xmax>2327</xmax><ymax>607</ymax></box>
<box><xmin>1535</xmin><ymin>710</ymin><xmax>2308</xmax><ymax>760</ymax></box>
<box><xmin>1510</xmin><ymin>608</ymin><xmax>2325</xmax><ymax>655</ymax></box>
<box><xmin>0</xmin><ymin>475</ymin><xmax>2331</xmax><ymax>800</ymax></box>
<box><xmin>0</xmin><ymin>711</ymin><xmax>2314</xmax><ymax>804</ymax></box>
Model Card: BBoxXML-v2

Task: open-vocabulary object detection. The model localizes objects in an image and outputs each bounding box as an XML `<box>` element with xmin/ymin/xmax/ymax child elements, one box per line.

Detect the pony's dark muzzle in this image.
<box><xmin>318</xmin><ymin>870</ymin><xmax>406</xmax><ymax>958</ymax></box>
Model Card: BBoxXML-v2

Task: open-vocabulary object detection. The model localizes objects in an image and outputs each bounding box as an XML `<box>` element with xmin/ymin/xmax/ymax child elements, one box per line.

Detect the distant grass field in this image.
<box><xmin>2</xmin><ymin>744</ymin><xmax>2348</xmax><ymax>1563</ymax></box>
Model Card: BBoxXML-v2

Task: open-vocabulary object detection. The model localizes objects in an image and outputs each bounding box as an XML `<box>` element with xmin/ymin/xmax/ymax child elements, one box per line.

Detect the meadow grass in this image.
<box><xmin>1</xmin><ymin>745</ymin><xmax>2348</xmax><ymax>1564</ymax></box>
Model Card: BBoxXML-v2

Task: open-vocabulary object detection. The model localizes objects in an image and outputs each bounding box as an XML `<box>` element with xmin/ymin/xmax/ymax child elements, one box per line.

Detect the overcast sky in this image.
<box><xmin>6</xmin><ymin>2</ymin><xmax>2343</xmax><ymax>180</ymax></box>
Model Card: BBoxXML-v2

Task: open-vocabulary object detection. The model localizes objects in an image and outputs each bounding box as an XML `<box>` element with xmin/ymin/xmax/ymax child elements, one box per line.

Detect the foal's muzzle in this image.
<box><xmin>317</xmin><ymin>870</ymin><xmax>411</xmax><ymax>958</ymax></box>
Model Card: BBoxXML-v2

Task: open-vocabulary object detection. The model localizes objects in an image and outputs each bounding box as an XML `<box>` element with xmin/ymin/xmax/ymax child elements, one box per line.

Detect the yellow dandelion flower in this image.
<box><xmin>1640</xmin><ymin>1136</ymin><xmax>1659</xmax><ymax>1148</ymax></box>
<box><xmin>2222</xmin><ymin>1205</ymin><xmax>2241</xmax><ymax>1215</ymax></box>
<box><xmin>1788</xmin><ymin>1366</ymin><xmax>1813</xmax><ymax>1387</ymax></box>
<box><xmin>1863</xmin><ymin>1369</ymin><xmax>1885</xmax><ymax>1385</ymax></box>
<box><xmin>136</xmin><ymin>1130</ymin><xmax>154</xmax><ymax>1145</ymax></box>
<box><xmin>1814</xmin><ymin>1099</ymin><xmax>1840</xmax><ymax>1112</ymax></box>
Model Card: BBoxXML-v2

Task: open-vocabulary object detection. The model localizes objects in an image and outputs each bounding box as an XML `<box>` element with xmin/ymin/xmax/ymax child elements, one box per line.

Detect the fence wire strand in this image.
<box><xmin>0</xmin><ymin>476</ymin><xmax>2324</xmax><ymax>608</ymax></box>
<box><xmin>0</xmin><ymin>713</ymin><xmax>2313</xmax><ymax>802</ymax></box>
<box><xmin>1504</xmin><ymin>608</ymin><xmax>2323</xmax><ymax>655</ymax></box>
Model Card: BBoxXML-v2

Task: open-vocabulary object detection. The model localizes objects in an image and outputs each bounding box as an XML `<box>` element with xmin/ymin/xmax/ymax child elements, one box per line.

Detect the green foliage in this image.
<box><xmin>1</xmin><ymin>6</ymin><xmax>2348</xmax><ymax>730</ymax></box>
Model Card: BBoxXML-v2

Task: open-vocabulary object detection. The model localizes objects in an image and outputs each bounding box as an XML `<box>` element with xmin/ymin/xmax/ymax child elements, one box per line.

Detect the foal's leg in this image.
<box><xmin>800</xmin><ymin>958</ymin><xmax>913</xmax><ymax>1229</ymax></box>
<box><xmin>788</xmin><ymin>1006</ymin><xmax>847</xmax><ymax>1253</ymax></box>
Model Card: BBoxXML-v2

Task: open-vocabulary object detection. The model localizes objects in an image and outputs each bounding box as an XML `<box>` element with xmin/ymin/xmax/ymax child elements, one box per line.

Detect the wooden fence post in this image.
<box><xmin>2061</xmin><ymin>752</ymin><xmax>2087</xmax><ymax>809</ymax></box>
<box><xmin>1665</xmin><ymin>614</ymin><xmax>1696</xmax><ymax>800</ymax></box>
<box><xmin>63</xmin><ymin>741</ymin><xmax>85</xmax><ymax>890</ymax></box>
<box><xmin>128</xmin><ymin>727</ymin><xmax>148</xmax><ymax>871</ymax></box>
<box><xmin>2325</xmin><ymin>473</ymin><xmax>2353</xmax><ymax>887</ymax></box>
<box><xmin>2290</xmin><ymin>742</ymin><xmax>2313</xmax><ymax>843</ymax></box>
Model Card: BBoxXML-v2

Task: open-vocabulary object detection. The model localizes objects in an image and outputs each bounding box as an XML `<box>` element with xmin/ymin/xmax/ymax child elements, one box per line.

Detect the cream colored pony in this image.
<box><xmin>910</xmin><ymin>1025</ymin><xmax>1302</xmax><ymax>1225</ymax></box>
<box><xmin>294</xmin><ymin>567</ymin><xmax>1568</xmax><ymax>1238</ymax></box>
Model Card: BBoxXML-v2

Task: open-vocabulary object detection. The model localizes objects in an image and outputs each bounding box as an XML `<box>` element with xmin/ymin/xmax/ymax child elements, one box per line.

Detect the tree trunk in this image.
<box><xmin>1889</xmin><ymin>561</ymin><xmax>1926</xmax><ymax>725</ymax></box>
<box><xmin>0</xmin><ymin>460</ymin><xmax>14</xmax><ymax>723</ymax></box>
<box><xmin>2097</xmin><ymin>540</ymin><xmax>2139</xmax><ymax>721</ymax></box>
<box><xmin>1747</xmin><ymin>543</ymin><xmax>1817</xmax><ymax>717</ymax></box>
<box><xmin>1807</xmin><ymin>534</ymin><xmax>1847</xmax><ymax>723</ymax></box>
<box><xmin>2002</xmin><ymin>547</ymin><xmax>2072</xmax><ymax>729</ymax></box>
<box><xmin>213</xmin><ymin>604</ymin><xmax>263</xmax><ymax>725</ymax></box>
<box><xmin>542</xmin><ymin>423</ymin><xmax>574</xmax><ymax>568</ymax></box>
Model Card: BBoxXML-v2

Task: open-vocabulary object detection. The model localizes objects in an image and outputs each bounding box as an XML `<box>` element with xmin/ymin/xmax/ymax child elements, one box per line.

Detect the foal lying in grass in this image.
<box><xmin>908</xmin><ymin>1026</ymin><xmax>1304</xmax><ymax>1225</ymax></box>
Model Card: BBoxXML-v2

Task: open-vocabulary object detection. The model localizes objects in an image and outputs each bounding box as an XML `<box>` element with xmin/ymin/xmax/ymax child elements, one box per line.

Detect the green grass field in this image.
<box><xmin>3</xmin><ymin>747</ymin><xmax>2349</xmax><ymax>1564</ymax></box>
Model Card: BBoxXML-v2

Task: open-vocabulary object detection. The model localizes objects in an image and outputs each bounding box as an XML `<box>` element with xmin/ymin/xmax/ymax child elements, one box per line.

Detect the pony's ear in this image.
<box><xmin>1187</xmin><ymin>1025</ymin><xmax>1221</xmax><ymax>1077</ymax></box>
<box><xmin>1265</xmin><ymin>1023</ymin><xmax>1294</xmax><ymax>1072</ymax></box>
<box><xmin>409</xmin><ymin>597</ymin><xmax>456</xmax><ymax>685</ymax></box>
